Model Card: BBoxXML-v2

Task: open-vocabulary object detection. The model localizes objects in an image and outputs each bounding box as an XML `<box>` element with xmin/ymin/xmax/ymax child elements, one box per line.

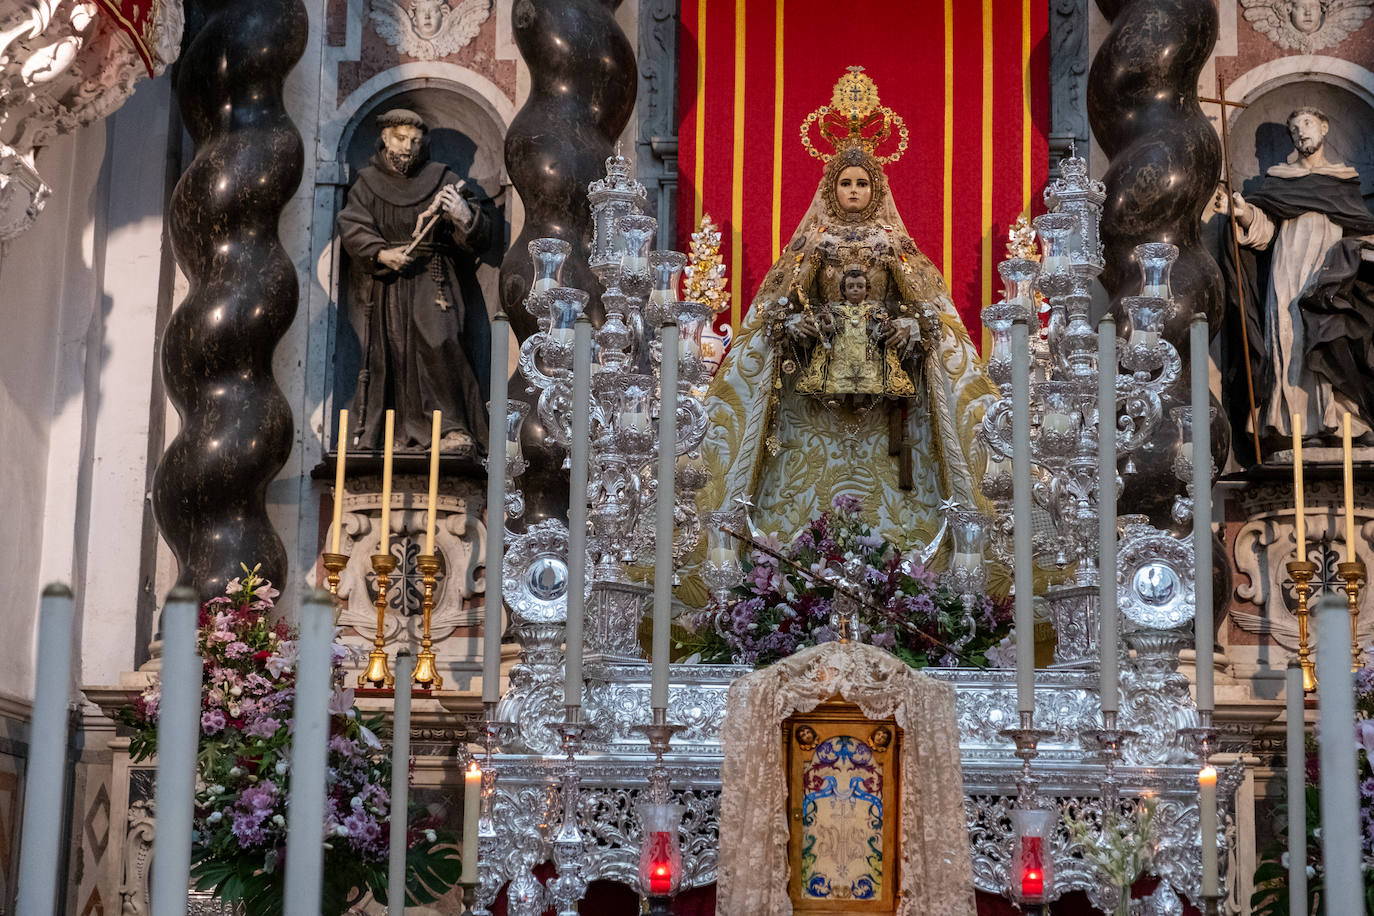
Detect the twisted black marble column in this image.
<box><xmin>152</xmin><ymin>0</ymin><xmax>307</xmax><ymax>601</ymax></box>
<box><xmin>499</xmin><ymin>0</ymin><xmax>636</xmax><ymax>526</ymax></box>
<box><xmin>1088</xmin><ymin>0</ymin><xmax>1228</xmax><ymax>522</ymax></box>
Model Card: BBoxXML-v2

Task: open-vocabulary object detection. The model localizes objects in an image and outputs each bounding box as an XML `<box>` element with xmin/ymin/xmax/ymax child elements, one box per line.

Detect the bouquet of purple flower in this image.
<box><xmin>120</xmin><ymin>565</ymin><xmax>460</xmax><ymax>916</ymax></box>
<box><xmin>684</xmin><ymin>497</ymin><xmax>1013</xmax><ymax>669</ymax></box>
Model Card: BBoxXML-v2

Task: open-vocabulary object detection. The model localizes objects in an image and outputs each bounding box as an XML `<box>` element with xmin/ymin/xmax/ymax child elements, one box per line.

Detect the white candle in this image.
<box><xmin>1294</xmin><ymin>413</ymin><xmax>1306</xmax><ymax>558</ymax></box>
<box><xmin>1141</xmin><ymin>283</ymin><xmax>1168</xmax><ymax>300</ymax></box>
<box><xmin>1040</xmin><ymin>254</ymin><xmax>1069</xmax><ymax>277</ymax></box>
<box><xmin>1178</xmin><ymin>441</ymin><xmax>1194</xmax><ymax>465</ymax></box>
<box><xmin>15</xmin><ymin>585</ymin><xmax>75</xmax><ymax>916</ymax></box>
<box><xmin>623</xmin><ymin>255</ymin><xmax>648</xmax><ymax>273</ymax></box>
<box><xmin>532</xmin><ymin>277</ymin><xmax>556</xmax><ymax>294</ymax></box>
<box><xmin>653</xmin><ymin>322</ymin><xmax>680</xmax><ymax>712</ymax></box>
<box><xmin>618</xmin><ymin>410</ymin><xmax>651</xmax><ymax>433</ymax></box>
<box><xmin>1012</xmin><ymin>317</ymin><xmax>1034</xmax><ymax>715</ymax></box>
<box><xmin>284</xmin><ymin>590</ymin><xmax>336</xmax><ymax>916</ymax></box>
<box><xmin>547</xmin><ymin>327</ymin><xmax>575</xmax><ymax>347</ymax></box>
<box><xmin>952</xmin><ymin>551</ymin><xmax>983</xmax><ymax>575</ymax></box>
<box><xmin>425</xmin><ymin>410</ymin><xmax>441</xmax><ymax>556</ymax></box>
<box><xmin>1199</xmin><ymin>765</ymin><xmax>1218</xmax><ymax>896</ymax></box>
<box><xmin>1343</xmin><ymin>412</ymin><xmax>1355</xmax><ymax>564</ymax></box>
<box><xmin>1316</xmin><ymin>593</ymin><xmax>1362</xmax><ymax>913</ymax></box>
<box><xmin>483</xmin><ymin>313</ymin><xmax>509</xmax><ymax>706</ymax></box>
<box><xmin>332</xmin><ymin>409</ymin><xmax>348</xmax><ymax>554</ymax></box>
<box><xmin>564</xmin><ymin>317</ymin><xmax>593</xmax><ymax>710</ymax></box>
<box><xmin>1286</xmin><ymin>660</ymin><xmax>1308</xmax><ymax>916</ymax></box>
<box><xmin>1041</xmin><ymin>412</ymin><xmax>1074</xmax><ymax>436</ymax></box>
<box><xmin>1192</xmin><ymin>316</ymin><xmax>1214</xmax><ymax>715</ymax></box>
<box><xmin>649</xmin><ymin>289</ymin><xmax>672</xmax><ymax>309</ymax></box>
<box><xmin>379</xmin><ymin>410</ymin><xmax>395</xmax><ymax>555</ymax></box>
<box><xmin>388</xmin><ymin>650</ymin><xmax>414</xmax><ymax>913</ymax></box>
<box><xmin>708</xmin><ymin>547</ymin><xmax>736</xmax><ymax>569</ymax></box>
<box><xmin>462</xmin><ymin>760</ymin><xmax>482</xmax><ymax>884</ymax></box>
<box><xmin>1099</xmin><ymin>317</ymin><xmax>1119</xmax><ymax>715</ymax></box>
<box><xmin>150</xmin><ymin>587</ymin><xmax>202</xmax><ymax>916</ymax></box>
<box><xmin>1129</xmin><ymin>328</ymin><xmax>1159</xmax><ymax>350</ymax></box>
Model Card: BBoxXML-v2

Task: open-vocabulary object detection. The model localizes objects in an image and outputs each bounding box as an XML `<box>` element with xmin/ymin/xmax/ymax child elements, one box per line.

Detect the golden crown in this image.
<box><xmin>800</xmin><ymin>66</ymin><xmax>909</xmax><ymax>165</ymax></box>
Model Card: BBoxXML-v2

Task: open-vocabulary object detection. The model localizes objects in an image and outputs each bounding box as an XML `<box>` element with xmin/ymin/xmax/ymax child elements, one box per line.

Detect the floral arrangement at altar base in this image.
<box><xmin>1251</xmin><ymin>655</ymin><xmax>1374</xmax><ymax>915</ymax></box>
<box><xmin>681</xmin><ymin>496</ymin><xmax>1014</xmax><ymax>669</ymax></box>
<box><xmin>1066</xmin><ymin>797</ymin><xmax>1159</xmax><ymax>916</ymax></box>
<box><xmin>120</xmin><ymin>565</ymin><xmax>461</xmax><ymax>916</ymax></box>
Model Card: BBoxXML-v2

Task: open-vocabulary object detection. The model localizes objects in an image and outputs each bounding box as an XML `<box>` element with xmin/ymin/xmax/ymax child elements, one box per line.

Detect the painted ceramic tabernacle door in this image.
<box><xmin>785</xmin><ymin>699</ymin><xmax>902</xmax><ymax>913</ymax></box>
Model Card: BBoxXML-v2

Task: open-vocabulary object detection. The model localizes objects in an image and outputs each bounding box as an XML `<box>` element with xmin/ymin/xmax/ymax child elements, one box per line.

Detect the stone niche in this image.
<box><xmin>330</xmin><ymin>82</ymin><xmax>510</xmax><ymax>425</ymax></box>
<box><xmin>1226</xmin><ymin>71</ymin><xmax>1374</xmax><ymax>198</ymax></box>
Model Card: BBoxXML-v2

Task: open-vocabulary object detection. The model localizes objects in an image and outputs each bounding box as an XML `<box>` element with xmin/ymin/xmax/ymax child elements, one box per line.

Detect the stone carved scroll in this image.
<box><xmin>152</xmin><ymin>0</ymin><xmax>307</xmax><ymax>601</ymax></box>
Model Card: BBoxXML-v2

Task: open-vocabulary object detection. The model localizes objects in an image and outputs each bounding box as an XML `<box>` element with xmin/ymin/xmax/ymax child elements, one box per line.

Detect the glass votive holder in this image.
<box><xmin>1121</xmin><ymin>294</ymin><xmax>1169</xmax><ymax>370</ymax></box>
<box><xmin>504</xmin><ymin>400</ymin><xmax>530</xmax><ymax>479</ymax></box>
<box><xmin>1032</xmin><ymin>213</ymin><xmax>1078</xmax><ymax>298</ymax></box>
<box><xmin>617</xmin><ymin>214</ymin><xmax>658</xmax><ymax>297</ymax></box>
<box><xmin>997</xmin><ymin>258</ymin><xmax>1041</xmax><ymax>316</ymax></box>
<box><xmin>1134</xmin><ymin>241</ymin><xmax>1178</xmax><ymax>300</ymax></box>
<box><xmin>1009</xmin><ymin>806</ymin><xmax>1056</xmax><ymax>904</ymax></box>
<box><xmin>544</xmin><ymin>286</ymin><xmax>589</xmax><ymax>352</ymax></box>
<box><xmin>613</xmin><ymin>374</ymin><xmax>656</xmax><ymax>450</ymax></box>
<box><xmin>528</xmin><ymin>238</ymin><xmax>571</xmax><ymax>297</ymax></box>
<box><xmin>648</xmin><ymin>250</ymin><xmax>688</xmax><ymax>320</ymax></box>
<box><xmin>637</xmin><ymin>801</ymin><xmax>684</xmax><ymax>898</ymax></box>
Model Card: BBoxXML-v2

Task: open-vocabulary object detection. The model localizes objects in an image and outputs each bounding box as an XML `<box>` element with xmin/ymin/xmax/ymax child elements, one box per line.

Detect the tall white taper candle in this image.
<box><xmin>1199</xmin><ymin>764</ymin><xmax>1218</xmax><ymax>895</ymax></box>
<box><xmin>388</xmin><ymin>649</ymin><xmax>414</xmax><ymax>914</ymax></box>
<box><xmin>425</xmin><ymin>411</ymin><xmax>442</xmax><ymax>555</ymax></box>
<box><xmin>1316</xmin><ymin>593</ymin><xmax>1362</xmax><ymax>913</ymax></box>
<box><xmin>1012</xmin><ymin>317</ymin><xmax>1034</xmax><ymax>715</ymax></box>
<box><xmin>462</xmin><ymin>760</ymin><xmax>481</xmax><ymax>883</ymax></box>
<box><xmin>150</xmin><ymin>587</ymin><xmax>202</xmax><ymax>916</ymax></box>
<box><xmin>15</xmin><ymin>584</ymin><xmax>75</xmax><ymax>916</ymax></box>
<box><xmin>332</xmin><ymin>409</ymin><xmax>349</xmax><ymax>554</ymax></box>
<box><xmin>483</xmin><ymin>313</ymin><xmax>510</xmax><ymax>705</ymax></box>
<box><xmin>1098</xmin><ymin>317</ymin><xmax>1118</xmax><ymax>714</ymax></box>
<box><xmin>283</xmin><ymin>590</ymin><xmax>336</xmax><ymax>916</ymax></box>
<box><xmin>564</xmin><ymin>316</ymin><xmax>593</xmax><ymax>711</ymax></box>
<box><xmin>1192</xmin><ymin>315</ymin><xmax>1214</xmax><ymax>714</ymax></box>
<box><xmin>1286</xmin><ymin>659</ymin><xmax>1307</xmax><ymax>916</ymax></box>
<box><xmin>380</xmin><ymin>410</ymin><xmax>396</xmax><ymax>554</ymax></box>
<box><xmin>653</xmin><ymin>321</ymin><xmax>680</xmax><ymax>712</ymax></box>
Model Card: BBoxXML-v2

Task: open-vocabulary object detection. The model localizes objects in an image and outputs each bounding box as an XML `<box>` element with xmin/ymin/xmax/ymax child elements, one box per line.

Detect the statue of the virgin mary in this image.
<box><xmin>702</xmin><ymin>69</ymin><xmax>996</xmax><ymax>555</ymax></box>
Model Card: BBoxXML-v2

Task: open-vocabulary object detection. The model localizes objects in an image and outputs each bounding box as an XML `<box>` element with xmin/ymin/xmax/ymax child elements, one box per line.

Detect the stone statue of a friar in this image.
<box><xmin>1231</xmin><ymin>106</ymin><xmax>1374</xmax><ymax>448</ymax></box>
<box><xmin>338</xmin><ymin>108</ymin><xmax>492</xmax><ymax>452</ymax></box>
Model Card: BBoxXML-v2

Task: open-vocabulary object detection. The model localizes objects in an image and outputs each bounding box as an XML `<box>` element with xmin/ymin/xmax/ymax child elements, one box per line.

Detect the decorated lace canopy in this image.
<box><xmin>717</xmin><ymin>641</ymin><xmax>976</xmax><ymax>915</ymax></box>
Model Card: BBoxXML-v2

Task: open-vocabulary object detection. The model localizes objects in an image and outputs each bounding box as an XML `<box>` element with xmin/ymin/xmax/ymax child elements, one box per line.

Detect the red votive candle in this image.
<box><xmin>649</xmin><ymin>830</ymin><xmax>673</xmax><ymax>895</ymax></box>
<box><xmin>1020</xmin><ymin>835</ymin><xmax>1045</xmax><ymax>898</ymax></box>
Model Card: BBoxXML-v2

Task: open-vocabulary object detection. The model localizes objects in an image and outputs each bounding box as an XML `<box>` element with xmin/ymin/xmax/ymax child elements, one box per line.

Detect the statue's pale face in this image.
<box><xmin>842</xmin><ymin>274</ymin><xmax>867</xmax><ymax>304</ymax></box>
<box><xmin>1287</xmin><ymin>112</ymin><xmax>1328</xmax><ymax>156</ymax></box>
<box><xmin>1290</xmin><ymin>0</ymin><xmax>1324</xmax><ymax>33</ymax></box>
<box><xmin>381</xmin><ymin>124</ymin><xmax>424</xmax><ymax>174</ymax></box>
<box><xmin>412</xmin><ymin>0</ymin><xmax>445</xmax><ymax>38</ymax></box>
<box><xmin>835</xmin><ymin>166</ymin><xmax>873</xmax><ymax>214</ymax></box>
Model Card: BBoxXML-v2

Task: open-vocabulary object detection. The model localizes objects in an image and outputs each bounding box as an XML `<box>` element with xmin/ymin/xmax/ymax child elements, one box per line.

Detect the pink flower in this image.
<box><xmin>1355</xmin><ymin>719</ymin><xmax>1374</xmax><ymax>756</ymax></box>
<box><xmin>327</xmin><ymin>687</ymin><xmax>356</xmax><ymax>717</ymax></box>
<box><xmin>253</xmin><ymin>582</ymin><xmax>280</xmax><ymax>603</ymax></box>
<box><xmin>202</xmin><ymin>709</ymin><xmax>227</xmax><ymax>734</ymax></box>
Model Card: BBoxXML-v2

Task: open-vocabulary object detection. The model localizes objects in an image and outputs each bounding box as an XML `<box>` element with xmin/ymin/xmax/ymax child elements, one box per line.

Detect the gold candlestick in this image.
<box><xmin>1337</xmin><ymin>559</ymin><xmax>1366</xmax><ymax>672</ymax></box>
<box><xmin>322</xmin><ymin>552</ymin><xmax>348</xmax><ymax>598</ymax></box>
<box><xmin>1287</xmin><ymin>559</ymin><xmax>1318</xmax><ymax>692</ymax></box>
<box><xmin>413</xmin><ymin>553</ymin><xmax>444</xmax><ymax>689</ymax></box>
<box><xmin>360</xmin><ymin>553</ymin><xmax>396</xmax><ymax>687</ymax></box>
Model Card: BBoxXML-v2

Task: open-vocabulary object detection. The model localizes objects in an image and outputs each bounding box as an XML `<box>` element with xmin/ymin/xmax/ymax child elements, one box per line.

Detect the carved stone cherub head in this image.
<box><xmin>1289</xmin><ymin>0</ymin><xmax>1325</xmax><ymax>33</ymax></box>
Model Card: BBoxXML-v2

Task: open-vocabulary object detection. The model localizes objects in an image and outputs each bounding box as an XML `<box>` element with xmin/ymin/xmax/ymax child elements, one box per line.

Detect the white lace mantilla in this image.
<box><xmin>717</xmin><ymin>642</ymin><xmax>977</xmax><ymax>915</ymax></box>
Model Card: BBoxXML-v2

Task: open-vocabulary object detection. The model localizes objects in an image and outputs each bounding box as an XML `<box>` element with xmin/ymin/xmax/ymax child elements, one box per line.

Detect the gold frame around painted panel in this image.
<box><xmin>784</xmin><ymin>699</ymin><xmax>903</xmax><ymax>914</ymax></box>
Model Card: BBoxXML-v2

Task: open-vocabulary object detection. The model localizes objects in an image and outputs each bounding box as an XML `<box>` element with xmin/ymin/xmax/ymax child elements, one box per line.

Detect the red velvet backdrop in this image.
<box><xmin>676</xmin><ymin>0</ymin><xmax>1050</xmax><ymax>349</ymax></box>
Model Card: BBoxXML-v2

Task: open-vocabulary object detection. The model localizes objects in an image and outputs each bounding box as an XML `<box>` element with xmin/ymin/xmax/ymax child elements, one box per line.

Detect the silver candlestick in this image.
<box><xmin>1001</xmin><ymin>710</ymin><xmax>1055</xmax><ymax>804</ymax></box>
<box><xmin>473</xmin><ymin>708</ymin><xmax>516</xmax><ymax>916</ymax></box>
<box><xmin>633</xmin><ymin>707</ymin><xmax>686</xmax><ymax>803</ymax></box>
<box><xmin>1088</xmin><ymin>710</ymin><xmax>1138</xmax><ymax>810</ymax></box>
<box><xmin>547</xmin><ymin>711</ymin><xmax>590</xmax><ymax>916</ymax></box>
